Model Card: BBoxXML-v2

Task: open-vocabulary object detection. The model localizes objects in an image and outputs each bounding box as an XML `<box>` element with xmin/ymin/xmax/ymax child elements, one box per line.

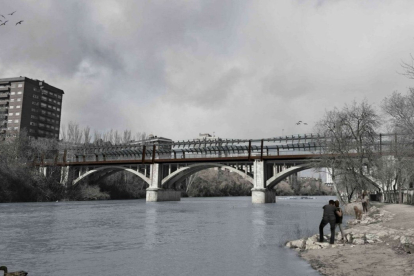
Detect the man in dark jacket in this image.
<box><xmin>319</xmin><ymin>200</ymin><xmax>337</xmax><ymax>244</ymax></box>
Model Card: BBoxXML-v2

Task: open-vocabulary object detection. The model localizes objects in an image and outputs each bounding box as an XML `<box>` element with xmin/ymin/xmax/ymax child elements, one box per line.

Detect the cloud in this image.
<box><xmin>0</xmin><ymin>0</ymin><xmax>413</xmax><ymax>140</ymax></box>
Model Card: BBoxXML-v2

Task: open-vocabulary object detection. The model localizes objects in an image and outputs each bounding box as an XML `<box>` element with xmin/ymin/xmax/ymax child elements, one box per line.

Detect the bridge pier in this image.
<box><xmin>252</xmin><ymin>160</ymin><xmax>276</xmax><ymax>203</ymax></box>
<box><xmin>146</xmin><ymin>188</ymin><xmax>181</xmax><ymax>202</ymax></box>
<box><xmin>146</xmin><ymin>163</ymin><xmax>181</xmax><ymax>202</ymax></box>
<box><xmin>251</xmin><ymin>188</ymin><xmax>276</xmax><ymax>203</ymax></box>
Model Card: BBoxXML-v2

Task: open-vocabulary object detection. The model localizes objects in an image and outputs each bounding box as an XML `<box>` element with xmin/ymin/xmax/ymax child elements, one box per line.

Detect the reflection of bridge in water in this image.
<box><xmin>36</xmin><ymin>133</ymin><xmax>395</xmax><ymax>203</ymax></box>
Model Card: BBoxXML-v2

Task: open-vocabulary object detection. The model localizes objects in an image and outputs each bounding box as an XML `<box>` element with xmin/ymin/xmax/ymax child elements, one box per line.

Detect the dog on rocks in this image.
<box><xmin>354</xmin><ymin>206</ymin><xmax>362</xmax><ymax>220</ymax></box>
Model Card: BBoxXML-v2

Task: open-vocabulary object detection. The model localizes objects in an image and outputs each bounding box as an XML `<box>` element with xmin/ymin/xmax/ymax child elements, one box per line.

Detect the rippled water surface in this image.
<box><xmin>0</xmin><ymin>196</ymin><xmax>341</xmax><ymax>275</ymax></box>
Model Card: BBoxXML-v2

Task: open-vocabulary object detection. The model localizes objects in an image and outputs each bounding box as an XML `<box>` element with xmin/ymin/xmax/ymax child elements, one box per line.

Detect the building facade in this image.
<box><xmin>0</xmin><ymin>77</ymin><xmax>64</xmax><ymax>140</ymax></box>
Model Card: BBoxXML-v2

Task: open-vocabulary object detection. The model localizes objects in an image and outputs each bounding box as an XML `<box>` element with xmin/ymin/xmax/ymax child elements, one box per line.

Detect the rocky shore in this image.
<box><xmin>286</xmin><ymin>203</ymin><xmax>414</xmax><ymax>276</ymax></box>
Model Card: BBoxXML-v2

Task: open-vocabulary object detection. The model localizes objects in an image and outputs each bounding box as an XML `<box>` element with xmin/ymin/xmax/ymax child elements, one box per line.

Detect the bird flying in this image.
<box><xmin>0</xmin><ymin>15</ymin><xmax>5</xmax><ymax>19</ymax></box>
<box><xmin>9</xmin><ymin>11</ymin><xmax>16</xmax><ymax>16</ymax></box>
<box><xmin>16</xmin><ymin>20</ymin><xmax>23</xmax><ymax>25</ymax></box>
<box><xmin>0</xmin><ymin>20</ymin><xmax>8</xmax><ymax>26</ymax></box>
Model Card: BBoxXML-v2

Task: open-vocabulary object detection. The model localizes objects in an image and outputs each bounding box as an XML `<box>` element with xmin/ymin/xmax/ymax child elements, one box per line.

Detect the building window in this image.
<box><xmin>39</xmin><ymin>123</ymin><xmax>45</xmax><ymax>127</ymax></box>
<box><xmin>41</xmin><ymin>103</ymin><xmax>46</xmax><ymax>108</ymax></box>
<box><xmin>30</xmin><ymin>122</ymin><xmax>37</xmax><ymax>126</ymax></box>
<box><xmin>33</xmin><ymin>88</ymin><xmax>38</xmax><ymax>92</ymax></box>
<box><xmin>33</xmin><ymin>95</ymin><xmax>39</xmax><ymax>99</ymax></box>
<box><xmin>7</xmin><ymin>120</ymin><xmax>12</xmax><ymax>123</ymax></box>
<box><xmin>10</xmin><ymin>99</ymin><xmax>15</xmax><ymax>102</ymax></box>
<box><xmin>29</xmin><ymin>129</ymin><xmax>35</xmax><ymax>133</ymax></box>
<box><xmin>57</xmin><ymin>108</ymin><xmax>60</xmax><ymax>111</ymax></box>
<box><xmin>57</xmin><ymin>114</ymin><xmax>60</xmax><ymax>118</ymax></box>
<box><xmin>7</xmin><ymin>127</ymin><xmax>11</xmax><ymax>130</ymax></box>
<box><xmin>31</xmin><ymin>115</ymin><xmax>38</xmax><ymax>119</ymax></box>
<box><xmin>10</xmin><ymin>92</ymin><xmax>15</xmax><ymax>95</ymax></box>
<box><xmin>32</xmin><ymin>108</ymin><xmax>38</xmax><ymax>112</ymax></box>
<box><xmin>16</xmin><ymin>105</ymin><xmax>20</xmax><ymax>108</ymax></box>
<box><xmin>9</xmin><ymin>113</ymin><xmax>13</xmax><ymax>116</ymax></box>
<box><xmin>14</xmin><ymin>120</ymin><xmax>18</xmax><ymax>123</ymax></box>
<box><xmin>11</xmin><ymin>84</ymin><xmax>16</xmax><ymax>88</ymax></box>
<box><xmin>15</xmin><ymin>112</ymin><xmax>20</xmax><ymax>116</ymax></box>
<box><xmin>17</xmin><ymin>84</ymin><xmax>23</xmax><ymax>88</ymax></box>
<box><xmin>14</xmin><ymin>127</ymin><xmax>18</xmax><ymax>130</ymax></box>
<box><xmin>17</xmin><ymin>91</ymin><xmax>22</xmax><ymax>94</ymax></box>
<box><xmin>58</xmin><ymin>95</ymin><xmax>61</xmax><ymax>99</ymax></box>
<box><xmin>17</xmin><ymin>98</ymin><xmax>21</xmax><ymax>102</ymax></box>
<box><xmin>9</xmin><ymin>106</ymin><xmax>14</xmax><ymax>109</ymax></box>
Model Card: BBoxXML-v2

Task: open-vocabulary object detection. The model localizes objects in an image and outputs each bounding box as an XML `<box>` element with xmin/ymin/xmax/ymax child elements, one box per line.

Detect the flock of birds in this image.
<box><xmin>0</xmin><ymin>11</ymin><xmax>23</xmax><ymax>26</ymax></box>
<box><xmin>296</xmin><ymin>120</ymin><xmax>308</xmax><ymax>125</ymax></box>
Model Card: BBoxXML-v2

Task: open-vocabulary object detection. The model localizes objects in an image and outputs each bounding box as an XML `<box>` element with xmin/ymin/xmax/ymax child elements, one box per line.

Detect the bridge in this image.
<box><xmin>35</xmin><ymin>133</ymin><xmax>395</xmax><ymax>203</ymax></box>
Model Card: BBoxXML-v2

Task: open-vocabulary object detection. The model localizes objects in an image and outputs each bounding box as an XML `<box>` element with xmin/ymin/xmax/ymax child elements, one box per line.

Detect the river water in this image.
<box><xmin>0</xmin><ymin>196</ymin><xmax>340</xmax><ymax>276</ymax></box>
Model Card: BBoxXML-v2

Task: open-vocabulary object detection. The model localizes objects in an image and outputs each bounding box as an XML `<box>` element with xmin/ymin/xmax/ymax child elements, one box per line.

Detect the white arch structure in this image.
<box><xmin>72</xmin><ymin>165</ymin><xmax>151</xmax><ymax>186</ymax></box>
<box><xmin>266</xmin><ymin>164</ymin><xmax>313</xmax><ymax>190</ymax></box>
<box><xmin>161</xmin><ymin>163</ymin><xmax>254</xmax><ymax>188</ymax></box>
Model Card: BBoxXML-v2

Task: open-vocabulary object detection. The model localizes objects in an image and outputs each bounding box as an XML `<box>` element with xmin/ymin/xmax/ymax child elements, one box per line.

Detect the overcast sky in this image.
<box><xmin>1</xmin><ymin>0</ymin><xmax>414</xmax><ymax>140</ymax></box>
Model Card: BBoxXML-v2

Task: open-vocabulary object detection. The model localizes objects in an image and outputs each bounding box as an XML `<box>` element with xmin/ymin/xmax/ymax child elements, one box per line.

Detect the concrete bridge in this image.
<box><xmin>36</xmin><ymin>133</ymin><xmax>394</xmax><ymax>203</ymax></box>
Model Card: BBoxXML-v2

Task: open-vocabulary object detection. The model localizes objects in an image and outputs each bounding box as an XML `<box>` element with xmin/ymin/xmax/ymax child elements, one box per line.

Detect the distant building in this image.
<box><xmin>128</xmin><ymin>134</ymin><xmax>173</xmax><ymax>159</ymax></box>
<box><xmin>0</xmin><ymin>77</ymin><xmax>64</xmax><ymax>140</ymax></box>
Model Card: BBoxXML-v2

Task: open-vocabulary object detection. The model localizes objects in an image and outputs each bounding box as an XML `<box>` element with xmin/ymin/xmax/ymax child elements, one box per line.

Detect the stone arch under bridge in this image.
<box><xmin>160</xmin><ymin>162</ymin><xmax>254</xmax><ymax>189</ymax></box>
<box><xmin>72</xmin><ymin>165</ymin><xmax>151</xmax><ymax>186</ymax></box>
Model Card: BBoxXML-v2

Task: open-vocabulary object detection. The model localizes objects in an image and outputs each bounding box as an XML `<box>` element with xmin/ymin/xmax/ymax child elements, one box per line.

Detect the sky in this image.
<box><xmin>1</xmin><ymin>0</ymin><xmax>414</xmax><ymax>141</ymax></box>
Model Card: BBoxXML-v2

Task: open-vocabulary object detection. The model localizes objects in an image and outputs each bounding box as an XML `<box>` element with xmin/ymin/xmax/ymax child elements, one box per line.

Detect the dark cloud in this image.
<box><xmin>0</xmin><ymin>0</ymin><xmax>413</xmax><ymax>140</ymax></box>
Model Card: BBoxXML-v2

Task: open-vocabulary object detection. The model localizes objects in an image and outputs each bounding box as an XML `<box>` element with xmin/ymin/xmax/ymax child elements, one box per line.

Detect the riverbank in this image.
<box><xmin>286</xmin><ymin>203</ymin><xmax>414</xmax><ymax>276</ymax></box>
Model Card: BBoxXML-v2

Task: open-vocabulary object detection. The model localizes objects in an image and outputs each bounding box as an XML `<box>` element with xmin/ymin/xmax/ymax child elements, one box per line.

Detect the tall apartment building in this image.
<box><xmin>0</xmin><ymin>77</ymin><xmax>64</xmax><ymax>140</ymax></box>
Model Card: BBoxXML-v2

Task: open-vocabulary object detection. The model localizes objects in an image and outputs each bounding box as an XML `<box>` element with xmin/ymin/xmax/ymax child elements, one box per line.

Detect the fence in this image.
<box><xmin>382</xmin><ymin>189</ymin><xmax>414</xmax><ymax>205</ymax></box>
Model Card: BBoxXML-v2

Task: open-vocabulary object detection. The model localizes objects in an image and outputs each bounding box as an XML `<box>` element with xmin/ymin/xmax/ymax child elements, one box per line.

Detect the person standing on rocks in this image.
<box><xmin>334</xmin><ymin>200</ymin><xmax>346</xmax><ymax>242</ymax></box>
<box><xmin>362</xmin><ymin>192</ymin><xmax>369</xmax><ymax>213</ymax></box>
<box><xmin>319</xmin><ymin>200</ymin><xmax>337</xmax><ymax>244</ymax></box>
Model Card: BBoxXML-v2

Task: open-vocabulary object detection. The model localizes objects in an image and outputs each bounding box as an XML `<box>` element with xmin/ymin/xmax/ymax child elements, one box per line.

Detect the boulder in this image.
<box><xmin>288</xmin><ymin>239</ymin><xmax>305</xmax><ymax>249</ymax></box>
<box><xmin>353</xmin><ymin>238</ymin><xmax>365</xmax><ymax>245</ymax></box>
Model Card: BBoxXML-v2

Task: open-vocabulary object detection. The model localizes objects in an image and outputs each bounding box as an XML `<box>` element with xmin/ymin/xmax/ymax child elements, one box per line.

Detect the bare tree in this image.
<box><xmin>114</xmin><ymin>130</ymin><xmax>121</xmax><ymax>145</ymax></box>
<box><xmin>381</xmin><ymin>90</ymin><xmax>414</xmax><ymax>203</ymax></box>
<box><xmin>83</xmin><ymin>126</ymin><xmax>91</xmax><ymax>144</ymax></box>
<box><xmin>122</xmin><ymin>130</ymin><xmax>132</xmax><ymax>144</ymax></box>
<box><xmin>315</xmin><ymin>100</ymin><xmax>381</xmax><ymax>203</ymax></box>
<box><xmin>60</xmin><ymin>125</ymin><xmax>67</xmax><ymax>142</ymax></box>
<box><xmin>67</xmin><ymin>121</ymin><xmax>83</xmax><ymax>144</ymax></box>
<box><xmin>93</xmin><ymin>130</ymin><xmax>102</xmax><ymax>142</ymax></box>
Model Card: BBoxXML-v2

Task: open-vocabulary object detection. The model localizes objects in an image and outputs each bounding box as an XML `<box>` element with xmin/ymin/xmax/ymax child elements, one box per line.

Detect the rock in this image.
<box><xmin>366</xmin><ymin>234</ymin><xmax>378</xmax><ymax>240</ymax></box>
<box><xmin>353</xmin><ymin>238</ymin><xmax>365</xmax><ymax>245</ymax></box>
<box><xmin>314</xmin><ymin>242</ymin><xmax>331</xmax><ymax>249</ymax></box>
<box><xmin>400</xmin><ymin>236</ymin><xmax>414</xmax><ymax>245</ymax></box>
<box><xmin>366</xmin><ymin>239</ymin><xmax>375</xmax><ymax>244</ymax></box>
<box><xmin>353</xmin><ymin>233</ymin><xmax>365</xmax><ymax>239</ymax></box>
<box><xmin>306</xmin><ymin>244</ymin><xmax>322</xmax><ymax>250</ymax></box>
<box><xmin>289</xmin><ymin>239</ymin><xmax>305</xmax><ymax>249</ymax></box>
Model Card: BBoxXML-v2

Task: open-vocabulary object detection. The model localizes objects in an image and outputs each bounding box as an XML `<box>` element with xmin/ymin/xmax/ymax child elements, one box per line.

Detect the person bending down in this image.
<box><xmin>319</xmin><ymin>200</ymin><xmax>337</xmax><ymax>244</ymax></box>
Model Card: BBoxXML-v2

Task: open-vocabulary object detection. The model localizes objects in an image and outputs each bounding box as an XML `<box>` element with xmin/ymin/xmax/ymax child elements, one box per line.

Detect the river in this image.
<box><xmin>0</xmin><ymin>196</ymin><xmax>341</xmax><ymax>276</ymax></box>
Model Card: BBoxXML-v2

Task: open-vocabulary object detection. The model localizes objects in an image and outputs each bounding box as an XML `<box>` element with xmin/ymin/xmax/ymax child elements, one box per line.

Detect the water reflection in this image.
<box><xmin>144</xmin><ymin>205</ymin><xmax>159</xmax><ymax>249</ymax></box>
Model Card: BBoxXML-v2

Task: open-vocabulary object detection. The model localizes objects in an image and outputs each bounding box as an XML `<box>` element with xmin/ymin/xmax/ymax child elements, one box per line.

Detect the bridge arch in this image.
<box><xmin>72</xmin><ymin>165</ymin><xmax>151</xmax><ymax>186</ymax></box>
<box><xmin>266</xmin><ymin>164</ymin><xmax>314</xmax><ymax>190</ymax></box>
<box><xmin>162</xmin><ymin>163</ymin><xmax>254</xmax><ymax>189</ymax></box>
